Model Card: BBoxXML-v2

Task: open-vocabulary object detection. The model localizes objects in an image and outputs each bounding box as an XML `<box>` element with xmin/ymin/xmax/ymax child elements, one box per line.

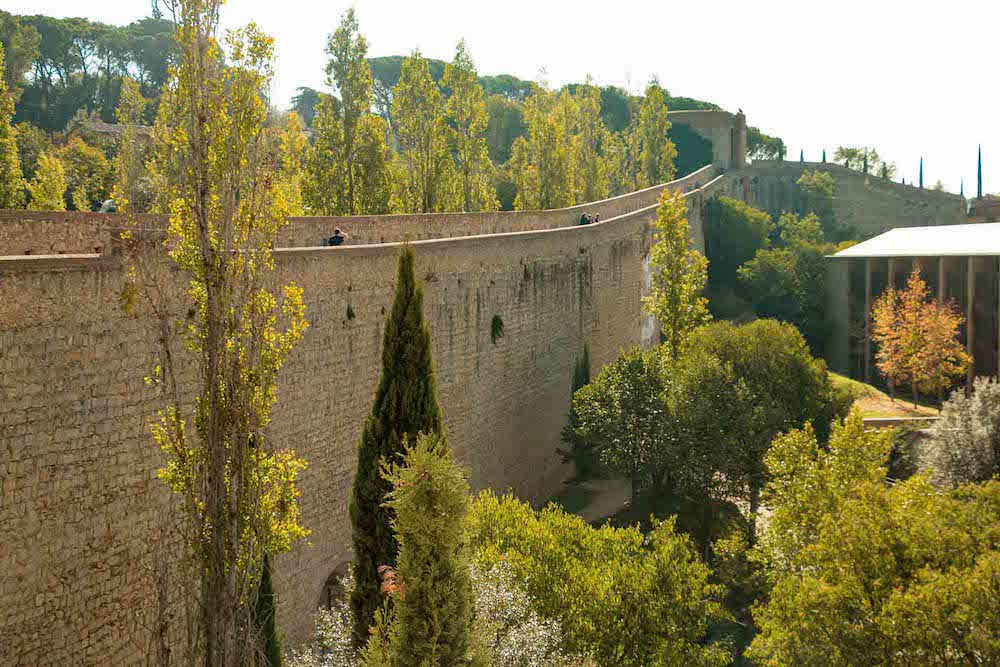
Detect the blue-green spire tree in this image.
<box><xmin>919</xmin><ymin>157</ymin><xmax>924</xmax><ymax>189</ymax></box>
<box><xmin>799</xmin><ymin>149</ymin><xmax>804</xmax><ymax>162</ymax></box>
<box><xmin>349</xmin><ymin>244</ymin><xmax>444</xmax><ymax>647</ymax></box>
<box><xmin>960</xmin><ymin>178</ymin><xmax>964</xmax><ymax>197</ymax></box>
<box><xmin>863</xmin><ymin>153</ymin><xmax>868</xmax><ymax>174</ymax></box>
<box><xmin>822</xmin><ymin>149</ymin><xmax>826</xmax><ymax>163</ymax></box>
<box><xmin>978</xmin><ymin>145</ymin><xmax>983</xmax><ymax>199</ymax></box>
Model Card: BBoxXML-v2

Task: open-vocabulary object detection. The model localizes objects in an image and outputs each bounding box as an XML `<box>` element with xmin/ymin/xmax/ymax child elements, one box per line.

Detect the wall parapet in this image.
<box><xmin>0</xmin><ymin>165</ymin><xmax>718</xmax><ymax>257</ymax></box>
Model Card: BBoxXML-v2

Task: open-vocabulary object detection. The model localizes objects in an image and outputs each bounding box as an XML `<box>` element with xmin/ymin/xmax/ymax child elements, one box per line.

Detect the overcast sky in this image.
<box><xmin>12</xmin><ymin>0</ymin><xmax>1000</xmax><ymax>195</ymax></box>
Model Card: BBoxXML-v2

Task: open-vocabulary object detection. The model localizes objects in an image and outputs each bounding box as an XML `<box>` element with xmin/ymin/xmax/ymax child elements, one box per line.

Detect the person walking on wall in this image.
<box><xmin>329</xmin><ymin>228</ymin><xmax>349</xmax><ymax>246</ymax></box>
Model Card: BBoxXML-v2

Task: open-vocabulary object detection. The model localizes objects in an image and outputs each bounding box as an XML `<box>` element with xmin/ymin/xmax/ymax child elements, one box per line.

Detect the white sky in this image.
<box><xmin>11</xmin><ymin>0</ymin><xmax>1000</xmax><ymax>195</ymax></box>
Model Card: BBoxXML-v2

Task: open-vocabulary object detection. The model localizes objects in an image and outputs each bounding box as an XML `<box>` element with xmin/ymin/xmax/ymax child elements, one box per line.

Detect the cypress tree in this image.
<box><xmin>383</xmin><ymin>433</ymin><xmax>473</xmax><ymax>667</ymax></box>
<box><xmin>919</xmin><ymin>157</ymin><xmax>924</xmax><ymax>189</ymax></box>
<box><xmin>822</xmin><ymin>149</ymin><xmax>826</xmax><ymax>163</ymax></box>
<box><xmin>253</xmin><ymin>555</ymin><xmax>282</xmax><ymax>667</ymax></box>
<box><xmin>978</xmin><ymin>145</ymin><xmax>983</xmax><ymax>199</ymax></box>
<box><xmin>863</xmin><ymin>153</ymin><xmax>868</xmax><ymax>174</ymax></box>
<box><xmin>350</xmin><ymin>244</ymin><xmax>443</xmax><ymax>647</ymax></box>
<box><xmin>961</xmin><ymin>178</ymin><xmax>964</xmax><ymax>197</ymax></box>
<box><xmin>559</xmin><ymin>344</ymin><xmax>594</xmax><ymax>479</ymax></box>
<box><xmin>799</xmin><ymin>149</ymin><xmax>804</xmax><ymax>162</ymax></box>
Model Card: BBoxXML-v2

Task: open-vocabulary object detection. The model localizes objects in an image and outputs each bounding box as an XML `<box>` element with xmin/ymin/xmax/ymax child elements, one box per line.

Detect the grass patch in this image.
<box><xmin>829</xmin><ymin>372</ymin><xmax>939</xmax><ymax>419</ymax></box>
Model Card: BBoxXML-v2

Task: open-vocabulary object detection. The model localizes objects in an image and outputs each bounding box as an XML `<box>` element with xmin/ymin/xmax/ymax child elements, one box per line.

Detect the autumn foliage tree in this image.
<box><xmin>871</xmin><ymin>267</ymin><xmax>970</xmax><ymax>403</ymax></box>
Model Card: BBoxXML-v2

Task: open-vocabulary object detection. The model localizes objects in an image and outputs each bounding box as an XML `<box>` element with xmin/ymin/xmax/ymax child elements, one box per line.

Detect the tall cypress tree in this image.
<box><xmin>799</xmin><ymin>149</ymin><xmax>804</xmax><ymax>163</ymax></box>
<box><xmin>978</xmin><ymin>145</ymin><xmax>983</xmax><ymax>200</ymax></box>
<box><xmin>961</xmin><ymin>178</ymin><xmax>964</xmax><ymax>197</ymax></box>
<box><xmin>350</xmin><ymin>244</ymin><xmax>443</xmax><ymax>647</ymax></box>
<box><xmin>822</xmin><ymin>149</ymin><xmax>826</xmax><ymax>163</ymax></box>
<box><xmin>253</xmin><ymin>555</ymin><xmax>282</xmax><ymax>667</ymax></box>
<box><xmin>919</xmin><ymin>157</ymin><xmax>924</xmax><ymax>189</ymax></box>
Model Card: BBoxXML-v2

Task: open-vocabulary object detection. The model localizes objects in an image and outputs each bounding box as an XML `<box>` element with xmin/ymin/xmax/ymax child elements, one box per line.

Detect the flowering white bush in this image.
<box><xmin>288</xmin><ymin>562</ymin><xmax>584</xmax><ymax>667</ymax></box>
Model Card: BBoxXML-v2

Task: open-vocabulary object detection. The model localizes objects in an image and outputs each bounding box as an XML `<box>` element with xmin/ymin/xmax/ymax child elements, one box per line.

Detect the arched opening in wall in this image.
<box><xmin>320</xmin><ymin>561</ymin><xmax>351</xmax><ymax>610</ymax></box>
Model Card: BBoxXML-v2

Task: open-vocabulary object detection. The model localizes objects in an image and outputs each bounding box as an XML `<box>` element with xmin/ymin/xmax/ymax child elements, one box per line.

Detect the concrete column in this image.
<box><xmin>865</xmin><ymin>257</ymin><xmax>872</xmax><ymax>383</ymax></box>
<box><xmin>938</xmin><ymin>256</ymin><xmax>946</xmax><ymax>303</ymax></box>
<box><xmin>968</xmin><ymin>256</ymin><xmax>976</xmax><ymax>388</ymax></box>
<box><xmin>825</xmin><ymin>259</ymin><xmax>851</xmax><ymax>375</ymax></box>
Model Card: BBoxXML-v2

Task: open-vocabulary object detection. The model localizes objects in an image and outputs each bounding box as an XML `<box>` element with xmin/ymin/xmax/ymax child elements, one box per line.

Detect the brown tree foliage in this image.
<box><xmin>871</xmin><ymin>267</ymin><xmax>970</xmax><ymax>403</ymax></box>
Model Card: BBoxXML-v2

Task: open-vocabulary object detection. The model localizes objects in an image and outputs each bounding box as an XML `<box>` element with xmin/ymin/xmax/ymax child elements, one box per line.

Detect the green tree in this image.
<box><xmin>0</xmin><ymin>41</ymin><xmax>23</xmax><ymax>207</ymax></box>
<box><xmin>747</xmin><ymin>126</ymin><xmax>786</xmax><ymax>161</ymax></box>
<box><xmin>26</xmin><ymin>151</ymin><xmax>65</xmax><ymax>210</ymax></box>
<box><xmin>392</xmin><ymin>50</ymin><xmax>456</xmax><ymax>213</ymax></box>
<box><xmin>352</xmin><ymin>113</ymin><xmax>395</xmax><ymax>215</ymax></box>
<box><xmin>637</xmin><ymin>79</ymin><xmax>677</xmax><ymax>186</ymax></box>
<box><xmin>131</xmin><ymin>6</ymin><xmax>310</xmax><ymax>663</ymax></box>
<box><xmin>703</xmin><ymin>195</ymin><xmax>773</xmax><ymax>293</ymax></box>
<box><xmin>379</xmin><ymin>433</ymin><xmax>474</xmax><ymax>667</ymax></box>
<box><xmin>303</xmin><ymin>93</ymin><xmax>347</xmax><ymax>215</ymax></box>
<box><xmin>470</xmin><ymin>491</ymin><xmax>729</xmax><ymax>667</ymax></box>
<box><xmin>684</xmin><ymin>319</ymin><xmax>833</xmax><ymax>542</ymax></box>
<box><xmin>571</xmin><ymin>346</ymin><xmax>668</xmax><ymax>506</ymax></box>
<box><xmin>643</xmin><ymin>188</ymin><xmax>710</xmax><ymax>359</ymax></box>
<box><xmin>484</xmin><ymin>93</ymin><xmax>526</xmax><ymax>164</ymax></box>
<box><xmin>325</xmin><ymin>8</ymin><xmax>373</xmax><ymax>215</ymax></box>
<box><xmin>277</xmin><ymin>111</ymin><xmax>307</xmax><ymax>217</ymax></box>
<box><xmin>253</xmin><ymin>554</ymin><xmax>282</xmax><ymax>667</ymax></box>
<box><xmin>441</xmin><ymin>39</ymin><xmax>497</xmax><ymax>212</ymax></box>
<box><xmin>750</xmin><ymin>411</ymin><xmax>1000</xmax><ymax>665</ymax></box>
<box><xmin>350</xmin><ymin>244</ymin><xmax>444</xmax><ymax>648</ymax></box>
<box><xmin>572</xmin><ymin>79</ymin><xmax>610</xmax><ymax>203</ymax></box>
<box><xmin>559</xmin><ymin>345</ymin><xmax>595</xmax><ymax>479</ymax></box>
<box><xmin>13</xmin><ymin>121</ymin><xmax>49</xmax><ymax>183</ymax></box>
<box><xmin>57</xmin><ymin>136</ymin><xmax>111</xmax><ymax>210</ymax></box>
<box><xmin>509</xmin><ymin>85</ymin><xmax>574</xmax><ymax>210</ymax></box>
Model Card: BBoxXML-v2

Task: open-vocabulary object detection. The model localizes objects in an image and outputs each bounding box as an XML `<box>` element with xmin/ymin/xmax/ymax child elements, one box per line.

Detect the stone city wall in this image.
<box><xmin>0</xmin><ymin>183</ymin><xmax>691</xmax><ymax>663</ymax></box>
<box><xmin>742</xmin><ymin>161</ymin><xmax>968</xmax><ymax>237</ymax></box>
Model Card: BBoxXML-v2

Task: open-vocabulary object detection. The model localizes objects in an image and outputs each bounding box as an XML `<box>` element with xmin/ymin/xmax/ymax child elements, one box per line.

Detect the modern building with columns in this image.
<box><xmin>826</xmin><ymin>223</ymin><xmax>1000</xmax><ymax>384</ymax></box>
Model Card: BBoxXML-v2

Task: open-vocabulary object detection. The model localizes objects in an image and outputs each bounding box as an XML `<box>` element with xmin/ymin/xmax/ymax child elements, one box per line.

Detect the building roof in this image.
<box><xmin>832</xmin><ymin>222</ymin><xmax>1000</xmax><ymax>259</ymax></box>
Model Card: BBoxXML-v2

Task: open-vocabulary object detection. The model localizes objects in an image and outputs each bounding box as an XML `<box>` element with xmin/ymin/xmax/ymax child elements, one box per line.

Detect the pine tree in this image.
<box><xmin>978</xmin><ymin>145</ymin><xmax>983</xmax><ymax>200</ymax></box>
<box><xmin>382</xmin><ymin>433</ymin><xmax>473</xmax><ymax>667</ymax></box>
<box><xmin>0</xmin><ymin>42</ymin><xmax>24</xmax><ymax>208</ymax></box>
<box><xmin>350</xmin><ymin>244</ymin><xmax>444</xmax><ymax>648</ymax></box>
<box><xmin>253</xmin><ymin>555</ymin><xmax>282</xmax><ymax>667</ymax></box>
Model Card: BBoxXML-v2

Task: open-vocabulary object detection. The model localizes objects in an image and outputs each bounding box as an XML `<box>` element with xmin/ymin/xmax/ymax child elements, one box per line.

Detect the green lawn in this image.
<box><xmin>829</xmin><ymin>372</ymin><xmax>939</xmax><ymax>419</ymax></box>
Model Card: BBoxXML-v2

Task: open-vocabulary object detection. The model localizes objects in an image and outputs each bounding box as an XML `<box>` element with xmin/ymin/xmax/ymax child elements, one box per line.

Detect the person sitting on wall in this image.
<box><xmin>329</xmin><ymin>228</ymin><xmax>349</xmax><ymax>246</ymax></box>
<box><xmin>592</xmin><ymin>214</ymin><xmax>600</xmax><ymax>223</ymax></box>
<box><xmin>579</xmin><ymin>213</ymin><xmax>591</xmax><ymax>225</ymax></box>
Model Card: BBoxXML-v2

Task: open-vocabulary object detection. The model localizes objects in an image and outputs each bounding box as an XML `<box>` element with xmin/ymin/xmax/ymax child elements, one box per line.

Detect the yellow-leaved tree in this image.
<box><xmin>26</xmin><ymin>151</ymin><xmax>66</xmax><ymax>211</ymax></box>
<box><xmin>122</xmin><ymin>1</ymin><xmax>310</xmax><ymax>663</ymax></box>
<box><xmin>642</xmin><ymin>188</ymin><xmax>710</xmax><ymax>359</ymax></box>
<box><xmin>871</xmin><ymin>267</ymin><xmax>970</xmax><ymax>405</ymax></box>
<box><xmin>441</xmin><ymin>39</ymin><xmax>498</xmax><ymax>213</ymax></box>
<box><xmin>0</xmin><ymin>42</ymin><xmax>24</xmax><ymax>208</ymax></box>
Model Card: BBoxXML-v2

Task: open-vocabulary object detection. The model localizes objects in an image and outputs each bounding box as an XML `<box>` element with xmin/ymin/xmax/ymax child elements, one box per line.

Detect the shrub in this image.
<box><xmin>750</xmin><ymin>411</ymin><xmax>1000</xmax><ymax>665</ymax></box>
<box><xmin>927</xmin><ymin>377</ymin><xmax>1000</xmax><ymax>486</ymax></box>
<box><xmin>469</xmin><ymin>491</ymin><xmax>729</xmax><ymax>667</ymax></box>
